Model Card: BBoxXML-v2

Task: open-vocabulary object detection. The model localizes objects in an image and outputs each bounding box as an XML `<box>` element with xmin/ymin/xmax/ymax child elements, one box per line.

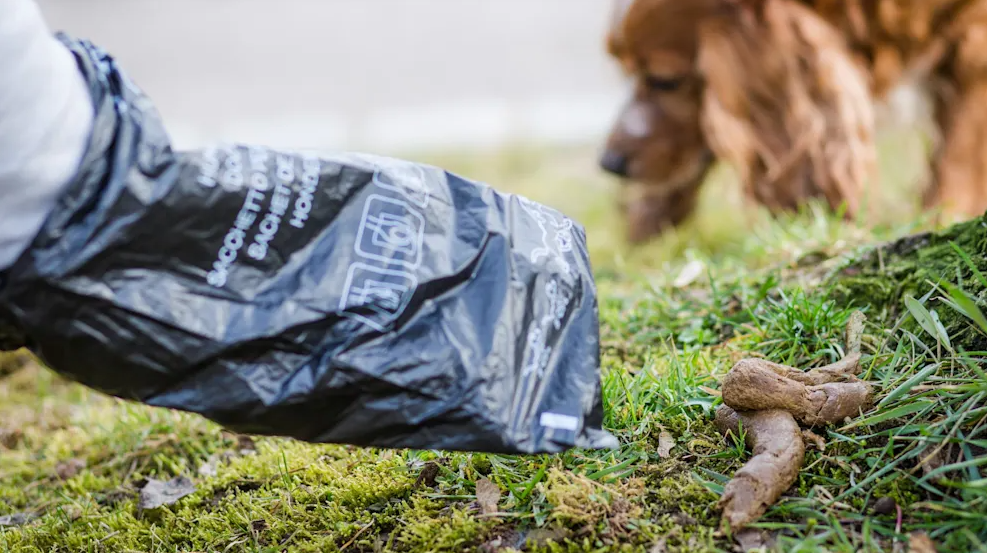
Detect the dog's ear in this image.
<box><xmin>606</xmin><ymin>0</ymin><xmax>635</xmax><ymax>55</ymax></box>
<box><xmin>698</xmin><ymin>0</ymin><xmax>876</xmax><ymax>219</ymax></box>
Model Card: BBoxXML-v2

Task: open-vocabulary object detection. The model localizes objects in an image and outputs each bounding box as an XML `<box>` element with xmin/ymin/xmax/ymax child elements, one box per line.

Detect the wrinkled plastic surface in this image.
<box><xmin>0</xmin><ymin>35</ymin><xmax>618</xmax><ymax>454</ymax></box>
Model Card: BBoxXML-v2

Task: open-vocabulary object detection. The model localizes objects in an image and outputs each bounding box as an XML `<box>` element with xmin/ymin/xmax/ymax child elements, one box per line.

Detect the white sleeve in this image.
<box><xmin>0</xmin><ymin>0</ymin><xmax>95</xmax><ymax>270</ymax></box>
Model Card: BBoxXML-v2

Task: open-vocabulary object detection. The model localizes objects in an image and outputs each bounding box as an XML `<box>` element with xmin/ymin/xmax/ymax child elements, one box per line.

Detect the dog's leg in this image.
<box><xmin>925</xmin><ymin>17</ymin><xmax>987</xmax><ymax>223</ymax></box>
<box><xmin>925</xmin><ymin>77</ymin><xmax>987</xmax><ymax>223</ymax></box>
<box><xmin>621</xmin><ymin>182</ymin><xmax>703</xmax><ymax>244</ymax></box>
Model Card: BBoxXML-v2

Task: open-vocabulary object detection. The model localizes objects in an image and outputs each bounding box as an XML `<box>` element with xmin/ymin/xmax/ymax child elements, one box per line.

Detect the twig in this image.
<box><xmin>340</xmin><ymin>521</ymin><xmax>374</xmax><ymax>551</ymax></box>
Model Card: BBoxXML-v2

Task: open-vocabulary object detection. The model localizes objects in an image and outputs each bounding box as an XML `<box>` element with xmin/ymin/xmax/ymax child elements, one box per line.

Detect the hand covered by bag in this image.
<box><xmin>0</xmin><ymin>35</ymin><xmax>618</xmax><ymax>455</ymax></box>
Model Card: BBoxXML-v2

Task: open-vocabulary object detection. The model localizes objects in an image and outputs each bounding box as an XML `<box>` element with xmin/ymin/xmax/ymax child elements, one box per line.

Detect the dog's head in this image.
<box><xmin>602</xmin><ymin>0</ymin><xmax>876</xmax><ymax>242</ymax></box>
<box><xmin>601</xmin><ymin>1</ymin><xmax>719</xmax><ymax>214</ymax></box>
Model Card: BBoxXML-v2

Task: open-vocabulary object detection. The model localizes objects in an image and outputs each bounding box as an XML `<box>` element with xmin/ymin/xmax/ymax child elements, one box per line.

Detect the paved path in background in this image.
<box><xmin>37</xmin><ymin>0</ymin><xmax>628</xmax><ymax>153</ymax></box>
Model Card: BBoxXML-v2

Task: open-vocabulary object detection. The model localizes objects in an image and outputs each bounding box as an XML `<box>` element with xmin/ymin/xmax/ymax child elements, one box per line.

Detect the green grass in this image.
<box><xmin>2</xmin><ymin>126</ymin><xmax>986</xmax><ymax>552</ymax></box>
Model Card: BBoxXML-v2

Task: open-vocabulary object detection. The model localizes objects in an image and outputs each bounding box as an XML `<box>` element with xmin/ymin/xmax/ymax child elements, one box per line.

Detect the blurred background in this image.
<box><xmin>36</xmin><ymin>0</ymin><xmax>625</xmax><ymax>155</ymax></box>
<box><xmin>35</xmin><ymin>0</ymin><xmax>932</xmax><ymax>271</ymax></box>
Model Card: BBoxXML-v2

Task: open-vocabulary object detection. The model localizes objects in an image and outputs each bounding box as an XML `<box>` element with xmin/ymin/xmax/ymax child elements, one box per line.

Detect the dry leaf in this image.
<box><xmin>138</xmin><ymin>476</ymin><xmax>197</xmax><ymax>510</ymax></box>
<box><xmin>736</xmin><ymin>528</ymin><xmax>771</xmax><ymax>552</ymax></box>
<box><xmin>915</xmin><ymin>442</ymin><xmax>958</xmax><ymax>482</ymax></box>
<box><xmin>657</xmin><ymin>430</ymin><xmax>675</xmax><ymax>458</ymax></box>
<box><xmin>475</xmin><ymin>477</ymin><xmax>501</xmax><ymax>515</ymax></box>
<box><xmin>523</xmin><ymin>527</ymin><xmax>569</xmax><ymax>549</ymax></box>
<box><xmin>61</xmin><ymin>505</ymin><xmax>84</xmax><ymax>522</ymax></box>
<box><xmin>0</xmin><ymin>428</ymin><xmax>23</xmax><ymax>449</ymax></box>
<box><xmin>908</xmin><ymin>532</ymin><xmax>939</xmax><ymax>553</ymax></box>
<box><xmin>414</xmin><ymin>461</ymin><xmax>440</xmax><ymax>489</ymax></box>
<box><xmin>55</xmin><ymin>458</ymin><xmax>87</xmax><ymax>480</ymax></box>
<box><xmin>198</xmin><ymin>450</ymin><xmax>243</xmax><ymax>478</ymax></box>
<box><xmin>198</xmin><ymin>458</ymin><xmax>218</xmax><ymax>477</ymax></box>
<box><xmin>672</xmin><ymin>513</ymin><xmax>697</xmax><ymax>526</ymax></box>
<box><xmin>802</xmin><ymin>429</ymin><xmax>826</xmax><ymax>452</ymax></box>
<box><xmin>237</xmin><ymin>435</ymin><xmax>257</xmax><ymax>455</ymax></box>
<box><xmin>673</xmin><ymin>259</ymin><xmax>706</xmax><ymax>288</ymax></box>
<box><xmin>0</xmin><ymin>513</ymin><xmax>36</xmax><ymax>527</ymax></box>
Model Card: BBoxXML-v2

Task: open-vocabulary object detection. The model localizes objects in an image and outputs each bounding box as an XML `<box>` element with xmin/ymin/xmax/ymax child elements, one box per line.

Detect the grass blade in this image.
<box><xmin>949</xmin><ymin>241</ymin><xmax>987</xmax><ymax>289</ymax></box>
<box><xmin>878</xmin><ymin>363</ymin><xmax>940</xmax><ymax>407</ymax></box>
<box><xmin>941</xmin><ymin>281</ymin><xmax>987</xmax><ymax>336</ymax></box>
<box><xmin>904</xmin><ymin>295</ymin><xmax>949</xmax><ymax>348</ymax></box>
<box><xmin>842</xmin><ymin>400</ymin><xmax>935</xmax><ymax>430</ymax></box>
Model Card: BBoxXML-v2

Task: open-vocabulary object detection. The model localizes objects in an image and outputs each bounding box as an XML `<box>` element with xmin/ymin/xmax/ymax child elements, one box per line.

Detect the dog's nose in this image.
<box><xmin>599</xmin><ymin>150</ymin><xmax>630</xmax><ymax>178</ymax></box>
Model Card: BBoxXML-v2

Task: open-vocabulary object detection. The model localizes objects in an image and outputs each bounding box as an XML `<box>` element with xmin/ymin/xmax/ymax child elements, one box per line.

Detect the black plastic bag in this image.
<box><xmin>0</xmin><ymin>35</ymin><xmax>618</xmax><ymax>454</ymax></box>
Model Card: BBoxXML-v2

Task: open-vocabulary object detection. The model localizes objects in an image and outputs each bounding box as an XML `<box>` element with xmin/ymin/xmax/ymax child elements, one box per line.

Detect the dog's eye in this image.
<box><xmin>644</xmin><ymin>75</ymin><xmax>682</xmax><ymax>92</ymax></box>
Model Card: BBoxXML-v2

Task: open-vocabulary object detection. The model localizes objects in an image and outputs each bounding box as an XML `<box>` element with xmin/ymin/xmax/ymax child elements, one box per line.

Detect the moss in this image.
<box><xmin>828</xmin><ymin>214</ymin><xmax>987</xmax><ymax>349</ymax></box>
<box><xmin>871</xmin><ymin>479</ymin><xmax>922</xmax><ymax>510</ymax></box>
<box><xmin>640</xmin><ymin>476</ymin><xmax>722</xmax><ymax>553</ymax></box>
<box><xmin>469</xmin><ymin>455</ymin><xmax>493</xmax><ymax>476</ymax></box>
<box><xmin>4</xmin><ymin>143</ymin><xmax>987</xmax><ymax>552</ymax></box>
<box><xmin>0</xmin><ymin>350</ymin><xmax>29</xmax><ymax>378</ymax></box>
<box><xmin>643</xmin><ymin>472</ymin><xmax>720</xmax><ymax>528</ymax></box>
<box><xmin>392</xmin><ymin>497</ymin><xmax>495</xmax><ymax>552</ymax></box>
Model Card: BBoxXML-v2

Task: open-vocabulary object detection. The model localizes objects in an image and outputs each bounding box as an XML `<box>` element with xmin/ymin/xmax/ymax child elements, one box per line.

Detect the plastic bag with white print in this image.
<box><xmin>0</xmin><ymin>33</ymin><xmax>618</xmax><ymax>455</ymax></box>
<box><xmin>510</xmin><ymin>196</ymin><xmax>596</xmax><ymax>439</ymax></box>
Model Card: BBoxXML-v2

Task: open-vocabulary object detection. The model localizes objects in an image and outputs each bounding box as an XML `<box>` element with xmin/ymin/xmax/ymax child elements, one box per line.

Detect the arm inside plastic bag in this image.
<box><xmin>0</xmin><ymin>34</ymin><xmax>618</xmax><ymax>455</ymax></box>
<box><xmin>0</xmin><ymin>0</ymin><xmax>95</xmax><ymax>269</ymax></box>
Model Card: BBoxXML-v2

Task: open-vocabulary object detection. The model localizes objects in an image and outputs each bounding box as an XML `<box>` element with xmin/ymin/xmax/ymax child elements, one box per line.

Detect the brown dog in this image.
<box><xmin>601</xmin><ymin>0</ymin><xmax>987</xmax><ymax>243</ymax></box>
